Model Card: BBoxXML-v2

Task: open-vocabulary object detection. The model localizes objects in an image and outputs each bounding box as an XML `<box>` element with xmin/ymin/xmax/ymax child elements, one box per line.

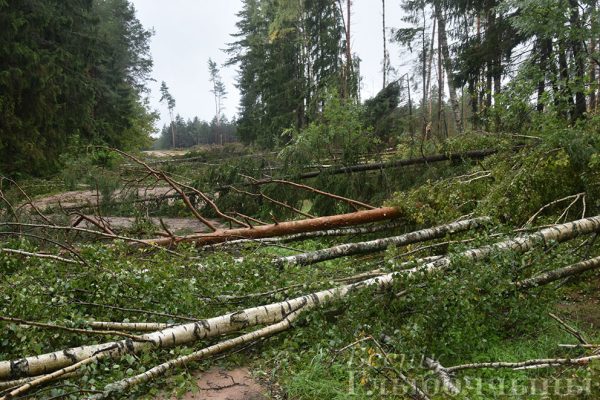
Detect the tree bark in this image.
<box><xmin>434</xmin><ymin>1</ymin><xmax>463</xmax><ymax>133</ymax></box>
<box><xmin>569</xmin><ymin>0</ymin><xmax>587</xmax><ymax>120</ymax></box>
<box><xmin>274</xmin><ymin>217</ymin><xmax>490</xmax><ymax>266</ymax></box>
<box><xmin>263</xmin><ymin>148</ymin><xmax>501</xmax><ymax>181</ymax></box>
<box><xmin>142</xmin><ymin>207</ymin><xmax>402</xmax><ymax>247</ymax></box>
<box><xmin>516</xmin><ymin>255</ymin><xmax>600</xmax><ymax>290</ymax></box>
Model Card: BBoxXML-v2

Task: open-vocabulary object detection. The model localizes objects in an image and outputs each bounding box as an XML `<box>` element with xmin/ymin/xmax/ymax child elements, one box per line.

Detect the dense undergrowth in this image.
<box><xmin>1</xmin><ymin>117</ymin><xmax>600</xmax><ymax>399</ymax></box>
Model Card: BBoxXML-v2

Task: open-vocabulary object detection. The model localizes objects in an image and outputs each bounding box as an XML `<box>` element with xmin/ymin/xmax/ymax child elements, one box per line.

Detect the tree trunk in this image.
<box><xmin>537</xmin><ymin>39</ymin><xmax>551</xmax><ymax>112</ymax></box>
<box><xmin>143</xmin><ymin>207</ymin><xmax>402</xmax><ymax>247</ymax></box>
<box><xmin>3</xmin><ymin>215</ymin><xmax>599</xmax><ymax>380</ymax></box>
<box><xmin>434</xmin><ymin>1</ymin><xmax>463</xmax><ymax>133</ymax></box>
<box><xmin>569</xmin><ymin>0</ymin><xmax>586</xmax><ymax>120</ymax></box>
<box><xmin>274</xmin><ymin>148</ymin><xmax>501</xmax><ymax>180</ymax></box>
<box><xmin>274</xmin><ymin>217</ymin><xmax>490</xmax><ymax>266</ymax></box>
<box><xmin>516</xmin><ymin>255</ymin><xmax>600</xmax><ymax>290</ymax></box>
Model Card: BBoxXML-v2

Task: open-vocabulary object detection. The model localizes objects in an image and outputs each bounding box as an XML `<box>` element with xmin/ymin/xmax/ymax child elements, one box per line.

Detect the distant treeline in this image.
<box><xmin>0</xmin><ymin>0</ymin><xmax>155</xmax><ymax>176</ymax></box>
<box><xmin>153</xmin><ymin>117</ymin><xmax>238</xmax><ymax>150</ymax></box>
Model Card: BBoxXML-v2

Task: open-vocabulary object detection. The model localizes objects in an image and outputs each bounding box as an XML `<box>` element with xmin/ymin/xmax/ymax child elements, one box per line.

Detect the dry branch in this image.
<box><xmin>229</xmin><ymin>186</ymin><xmax>315</xmax><ymax>219</ymax></box>
<box><xmin>273</xmin><ymin>217</ymin><xmax>490</xmax><ymax>266</ymax></box>
<box><xmin>246</xmin><ymin>177</ymin><xmax>375</xmax><ymax>210</ymax></box>
<box><xmin>0</xmin><ymin>222</ymin><xmax>183</xmax><ymax>257</ymax></box>
<box><xmin>107</xmin><ymin>148</ymin><xmax>223</xmax><ymax>231</ymax></box>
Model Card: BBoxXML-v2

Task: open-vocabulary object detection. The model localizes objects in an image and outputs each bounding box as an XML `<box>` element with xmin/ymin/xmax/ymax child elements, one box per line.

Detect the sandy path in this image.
<box><xmin>158</xmin><ymin>368</ymin><xmax>268</xmax><ymax>400</ymax></box>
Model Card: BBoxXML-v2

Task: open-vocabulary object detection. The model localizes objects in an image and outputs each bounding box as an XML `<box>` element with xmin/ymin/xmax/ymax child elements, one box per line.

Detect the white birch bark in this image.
<box><xmin>516</xmin><ymin>255</ymin><xmax>600</xmax><ymax>290</ymax></box>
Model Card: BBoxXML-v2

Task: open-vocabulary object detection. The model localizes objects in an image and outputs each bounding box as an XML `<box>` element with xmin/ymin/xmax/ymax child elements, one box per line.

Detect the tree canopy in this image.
<box><xmin>0</xmin><ymin>0</ymin><xmax>155</xmax><ymax>176</ymax></box>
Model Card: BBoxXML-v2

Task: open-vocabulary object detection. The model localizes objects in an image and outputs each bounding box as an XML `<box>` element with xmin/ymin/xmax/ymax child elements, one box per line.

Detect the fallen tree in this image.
<box><xmin>2</xmin><ymin>214</ymin><xmax>598</xmax><ymax>395</ymax></box>
<box><xmin>199</xmin><ymin>221</ymin><xmax>404</xmax><ymax>250</ymax></box>
<box><xmin>142</xmin><ymin>206</ymin><xmax>402</xmax><ymax>247</ymax></box>
<box><xmin>253</xmin><ymin>148</ymin><xmax>501</xmax><ymax>183</ymax></box>
<box><xmin>273</xmin><ymin>217</ymin><xmax>490</xmax><ymax>266</ymax></box>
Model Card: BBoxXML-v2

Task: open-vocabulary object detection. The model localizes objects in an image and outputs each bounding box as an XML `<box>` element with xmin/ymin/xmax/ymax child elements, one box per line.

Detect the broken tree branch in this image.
<box><xmin>0</xmin><ymin>317</ymin><xmax>150</xmax><ymax>342</ymax></box>
<box><xmin>524</xmin><ymin>193</ymin><xmax>586</xmax><ymax>227</ymax></box>
<box><xmin>229</xmin><ymin>186</ymin><xmax>315</xmax><ymax>219</ymax></box>
<box><xmin>0</xmin><ymin>248</ymin><xmax>82</xmax><ymax>265</ymax></box>
<box><xmin>245</xmin><ymin>177</ymin><xmax>376</xmax><ymax>210</ymax></box>
<box><xmin>548</xmin><ymin>313</ymin><xmax>588</xmax><ymax>345</ymax></box>
<box><xmin>106</xmin><ymin>148</ymin><xmax>221</xmax><ymax>231</ymax></box>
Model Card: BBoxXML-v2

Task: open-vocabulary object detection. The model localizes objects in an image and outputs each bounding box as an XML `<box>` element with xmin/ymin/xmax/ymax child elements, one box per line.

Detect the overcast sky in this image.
<box><xmin>130</xmin><ymin>0</ymin><xmax>409</xmax><ymax>131</ymax></box>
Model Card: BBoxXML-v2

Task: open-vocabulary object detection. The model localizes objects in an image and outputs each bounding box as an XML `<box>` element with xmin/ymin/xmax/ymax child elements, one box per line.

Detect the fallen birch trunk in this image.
<box><xmin>424</xmin><ymin>358</ymin><xmax>459</xmax><ymax>395</ymax></box>
<box><xmin>2</xmin><ymin>215</ymin><xmax>599</xmax><ymax>389</ymax></box>
<box><xmin>274</xmin><ymin>217</ymin><xmax>490</xmax><ymax>266</ymax></box>
<box><xmin>142</xmin><ymin>206</ymin><xmax>402</xmax><ymax>247</ymax></box>
<box><xmin>516</xmin><ymin>255</ymin><xmax>600</xmax><ymax>290</ymax></box>
<box><xmin>446</xmin><ymin>354</ymin><xmax>600</xmax><ymax>372</ymax></box>
<box><xmin>86</xmin><ymin>307</ymin><xmax>307</xmax><ymax>399</ymax></box>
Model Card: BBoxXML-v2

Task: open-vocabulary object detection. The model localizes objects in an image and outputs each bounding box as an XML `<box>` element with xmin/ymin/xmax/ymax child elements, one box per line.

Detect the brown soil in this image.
<box><xmin>158</xmin><ymin>368</ymin><xmax>268</xmax><ymax>400</ymax></box>
<box><xmin>556</xmin><ymin>276</ymin><xmax>600</xmax><ymax>330</ymax></box>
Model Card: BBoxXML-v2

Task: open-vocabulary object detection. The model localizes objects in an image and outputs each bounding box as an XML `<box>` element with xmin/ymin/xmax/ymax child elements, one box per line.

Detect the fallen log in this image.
<box><xmin>446</xmin><ymin>354</ymin><xmax>600</xmax><ymax>372</ymax></box>
<box><xmin>516</xmin><ymin>255</ymin><xmax>600</xmax><ymax>290</ymax></box>
<box><xmin>273</xmin><ymin>217</ymin><xmax>490</xmax><ymax>266</ymax></box>
<box><xmin>200</xmin><ymin>221</ymin><xmax>404</xmax><ymax>250</ymax></box>
<box><xmin>3</xmin><ymin>215</ymin><xmax>598</xmax><ymax>383</ymax></box>
<box><xmin>424</xmin><ymin>358</ymin><xmax>459</xmax><ymax>395</ymax></box>
<box><xmin>142</xmin><ymin>206</ymin><xmax>402</xmax><ymax>247</ymax></box>
<box><xmin>253</xmin><ymin>148</ymin><xmax>501</xmax><ymax>183</ymax></box>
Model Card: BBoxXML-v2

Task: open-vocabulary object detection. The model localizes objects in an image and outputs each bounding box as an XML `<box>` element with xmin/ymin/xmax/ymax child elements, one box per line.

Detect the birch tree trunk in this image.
<box><xmin>274</xmin><ymin>217</ymin><xmax>490</xmax><ymax>266</ymax></box>
<box><xmin>516</xmin><ymin>255</ymin><xmax>600</xmax><ymax>290</ymax></box>
<box><xmin>2</xmin><ymin>215</ymin><xmax>599</xmax><ymax>381</ymax></box>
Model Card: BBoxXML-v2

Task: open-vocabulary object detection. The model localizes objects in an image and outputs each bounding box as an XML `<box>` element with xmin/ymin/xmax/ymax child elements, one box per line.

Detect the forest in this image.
<box><xmin>0</xmin><ymin>0</ymin><xmax>599</xmax><ymax>399</ymax></box>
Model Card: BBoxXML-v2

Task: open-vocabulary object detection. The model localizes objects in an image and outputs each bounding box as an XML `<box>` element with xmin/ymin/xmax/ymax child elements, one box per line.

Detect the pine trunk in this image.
<box><xmin>434</xmin><ymin>2</ymin><xmax>462</xmax><ymax>133</ymax></box>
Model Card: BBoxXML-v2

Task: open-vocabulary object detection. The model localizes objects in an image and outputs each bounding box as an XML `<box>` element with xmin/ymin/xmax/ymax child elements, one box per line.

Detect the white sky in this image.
<box><xmin>130</xmin><ymin>0</ymin><xmax>409</xmax><ymax>131</ymax></box>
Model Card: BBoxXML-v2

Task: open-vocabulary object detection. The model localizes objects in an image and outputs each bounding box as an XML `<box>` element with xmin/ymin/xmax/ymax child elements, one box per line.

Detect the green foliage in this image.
<box><xmin>0</xmin><ymin>0</ymin><xmax>154</xmax><ymax>177</ymax></box>
<box><xmin>281</xmin><ymin>91</ymin><xmax>378</xmax><ymax>166</ymax></box>
<box><xmin>153</xmin><ymin>116</ymin><xmax>238</xmax><ymax>150</ymax></box>
<box><xmin>228</xmin><ymin>0</ymin><xmax>353</xmax><ymax>148</ymax></box>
